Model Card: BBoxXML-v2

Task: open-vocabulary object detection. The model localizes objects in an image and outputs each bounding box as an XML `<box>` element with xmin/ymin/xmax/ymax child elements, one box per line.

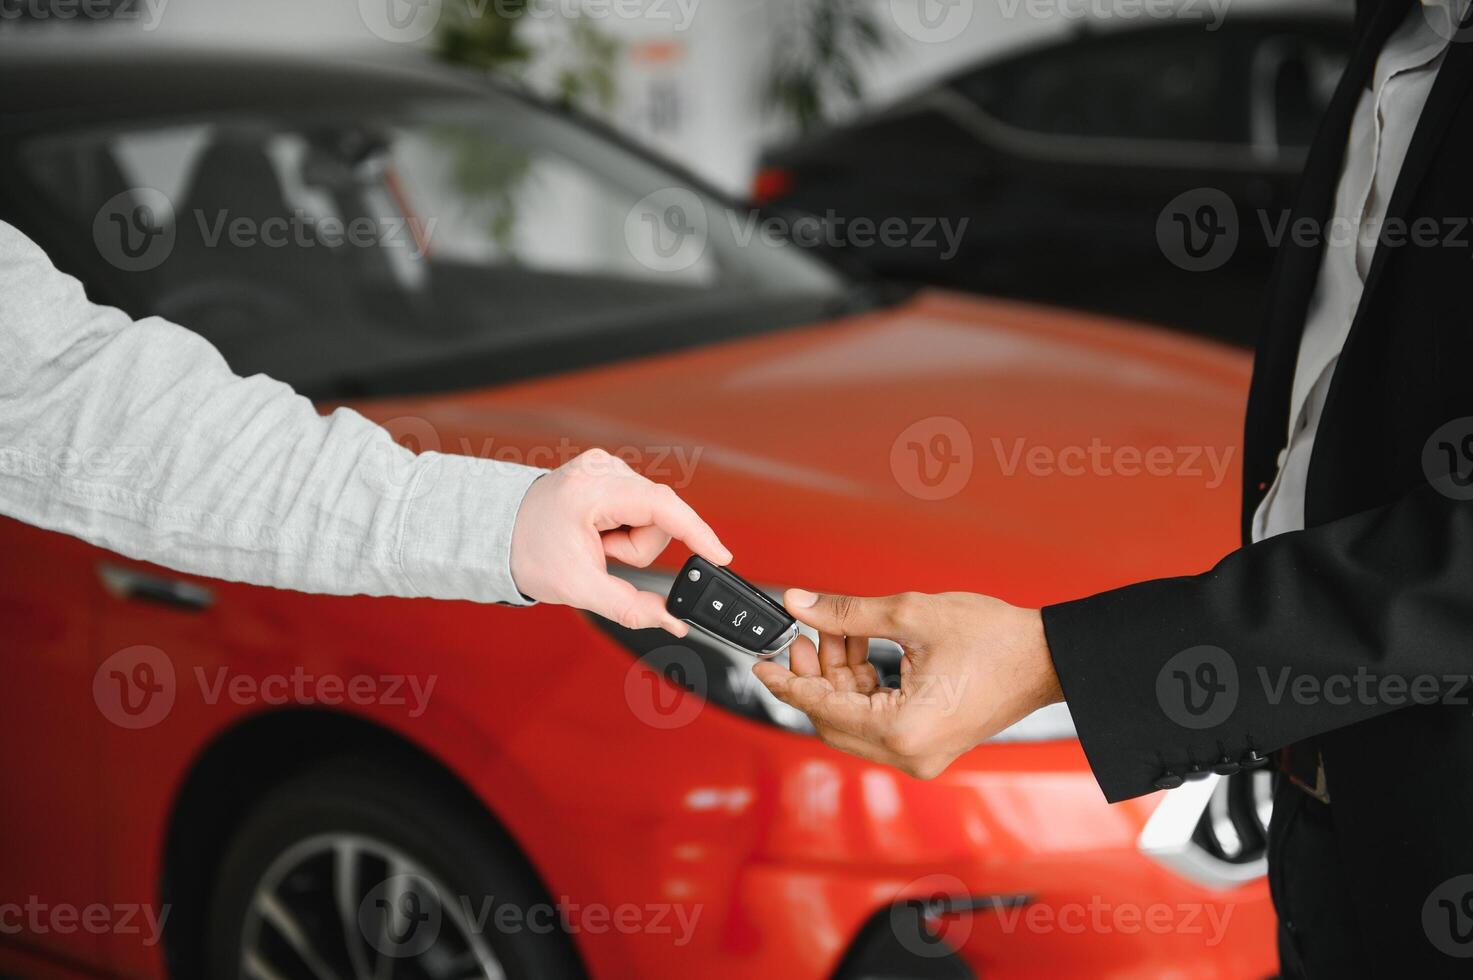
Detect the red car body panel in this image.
<box><xmin>0</xmin><ymin>292</ymin><xmax>1271</xmax><ymax>978</ymax></box>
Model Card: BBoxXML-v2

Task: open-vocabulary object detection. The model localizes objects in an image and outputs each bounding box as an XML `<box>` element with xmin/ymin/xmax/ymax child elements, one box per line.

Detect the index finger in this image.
<box><xmin>608</xmin><ymin>477</ymin><xmax>732</xmax><ymax>566</ymax></box>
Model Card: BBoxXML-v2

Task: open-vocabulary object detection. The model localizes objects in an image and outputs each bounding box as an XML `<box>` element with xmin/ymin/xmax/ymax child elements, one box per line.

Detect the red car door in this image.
<box><xmin>0</xmin><ymin>518</ymin><xmax>105</xmax><ymax>968</ymax></box>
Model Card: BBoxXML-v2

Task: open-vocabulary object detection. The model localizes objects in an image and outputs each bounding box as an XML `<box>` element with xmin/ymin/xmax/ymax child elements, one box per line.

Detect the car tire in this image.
<box><xmin>206</xmin><ymin>757</ymin><xmax>585</xmax><ymax>979</ymax></box>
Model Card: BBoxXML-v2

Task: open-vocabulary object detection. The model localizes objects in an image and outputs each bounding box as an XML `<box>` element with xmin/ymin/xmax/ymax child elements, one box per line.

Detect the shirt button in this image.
<box><xmin>1154</xmin><ymin>772</ymin><xmax>1185</xmax><ymax>790</ymax></box>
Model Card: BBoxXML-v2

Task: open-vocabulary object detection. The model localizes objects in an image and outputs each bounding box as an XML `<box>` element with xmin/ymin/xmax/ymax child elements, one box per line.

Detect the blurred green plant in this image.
<box><xmin>432</xmin><ymin>1</ymin><xmax>621</xmax><ymax>254</ymax></box>
<box><xmin>434</xmin><ymin>0</ymin><xmax>620</xmax><ymax>113</ymax></box>
<box><xmin>435</xmin><ymin>0</ymin><xmax>533</xmax><ymax>71</ymax></box>
<box><xmin>763</xmin><ymin>0</ymin><xmax>894</xmax><ymax>134</ymax></box>
<box><xmin>431</xmin><ymin>127</ymin><xmax>534</xmax><ymax>254</ymax></box>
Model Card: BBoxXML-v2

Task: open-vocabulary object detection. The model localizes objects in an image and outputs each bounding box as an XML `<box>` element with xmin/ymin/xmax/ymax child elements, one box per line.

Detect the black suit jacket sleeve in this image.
<box><xmin>1042</xmin><ymin>480</ymin><xmax>1473</xmax><ymax>803</ymax></box>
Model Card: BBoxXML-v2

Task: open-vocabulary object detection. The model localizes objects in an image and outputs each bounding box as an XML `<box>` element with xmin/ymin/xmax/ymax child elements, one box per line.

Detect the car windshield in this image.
<box><xmin>18</xmin><ymin>91</ymin><xmax>850</xmax><ymax>398</ymax></box>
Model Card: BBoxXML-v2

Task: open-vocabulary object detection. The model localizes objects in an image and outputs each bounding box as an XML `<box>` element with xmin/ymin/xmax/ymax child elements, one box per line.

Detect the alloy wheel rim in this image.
<box><xmin>239</xmin><ymin>831</ymin><xmax>506</xmax><ymax>980</ymax></box>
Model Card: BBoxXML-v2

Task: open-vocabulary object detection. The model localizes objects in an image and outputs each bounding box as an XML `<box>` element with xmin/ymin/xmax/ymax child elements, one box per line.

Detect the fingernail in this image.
<box><xmin>714</xmin><ymin>545</ymin><xmax>733</xmax><ymax>565</ymax></box>
<box><xmin>786</xmin><ymin>589</ymin><xmax>818</xmax><ymax>609</ymax></box>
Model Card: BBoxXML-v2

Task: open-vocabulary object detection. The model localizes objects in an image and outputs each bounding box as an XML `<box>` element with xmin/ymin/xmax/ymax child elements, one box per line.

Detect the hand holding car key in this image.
<box><xmin>666</xmin><ymin>555</ymin><xmax>799</xmax><ymax>658</ymax></box>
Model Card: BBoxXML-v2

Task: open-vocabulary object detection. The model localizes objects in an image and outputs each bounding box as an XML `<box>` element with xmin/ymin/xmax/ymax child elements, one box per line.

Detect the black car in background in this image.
<box><xmin>754</xmin><ymin>15</ymin><xmax>1353</xmax><ymax>346</ymax></box>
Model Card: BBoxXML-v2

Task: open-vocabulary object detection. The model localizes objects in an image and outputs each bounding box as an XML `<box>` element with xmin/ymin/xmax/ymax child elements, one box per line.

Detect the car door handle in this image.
<box><xmin>97</xmin><ymin>562</ymin><xmax>214</xmax><ymax>612</ymax></box>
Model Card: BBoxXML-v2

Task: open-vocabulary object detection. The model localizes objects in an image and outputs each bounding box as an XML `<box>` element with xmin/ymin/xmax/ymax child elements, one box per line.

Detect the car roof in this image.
<box><xmin>0</xmin><ymin>44</ymin><xmax>494</xmax><ymax>133</ymax></box>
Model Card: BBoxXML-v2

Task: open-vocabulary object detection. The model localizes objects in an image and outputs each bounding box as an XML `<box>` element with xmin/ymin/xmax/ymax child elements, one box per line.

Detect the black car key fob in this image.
<box><xmin>665</xmin><ymin>555</ymin><xmax>799</xmax><ymax>659</ymax></box>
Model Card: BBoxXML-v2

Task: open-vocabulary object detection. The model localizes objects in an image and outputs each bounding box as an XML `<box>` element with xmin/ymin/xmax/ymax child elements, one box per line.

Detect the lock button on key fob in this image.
<box><xmin>666</xmin><ymin>556</ymin><xmax>798</xmax><ymax>658</ymax></box>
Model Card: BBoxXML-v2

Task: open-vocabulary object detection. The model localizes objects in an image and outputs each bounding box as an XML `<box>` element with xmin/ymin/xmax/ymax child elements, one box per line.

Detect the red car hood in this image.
<box><xmin>353</xmin><ymin>291</ymin><xmax>1250</xmax><ymax>606</ymax></box>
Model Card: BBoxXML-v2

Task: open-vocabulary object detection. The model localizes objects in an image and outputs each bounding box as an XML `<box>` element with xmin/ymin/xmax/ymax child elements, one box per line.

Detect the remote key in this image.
<box><xmin>665</xmin><ymin>556</ymin><xmax>799</xmax><ymax>658</ymax></box>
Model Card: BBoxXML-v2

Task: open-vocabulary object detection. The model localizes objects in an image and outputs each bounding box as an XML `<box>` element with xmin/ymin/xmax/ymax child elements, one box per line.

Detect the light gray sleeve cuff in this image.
<box><xmin>398</xmin><ymin>452</ymin><xmax>548</xmax><ymax>605</ymax></box>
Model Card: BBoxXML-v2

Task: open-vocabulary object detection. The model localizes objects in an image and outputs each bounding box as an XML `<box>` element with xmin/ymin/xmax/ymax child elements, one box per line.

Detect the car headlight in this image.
<box><xmin>600</xmin><ymin>567</ymin><xmax>1078</xmax><ymax>743</ymax></box>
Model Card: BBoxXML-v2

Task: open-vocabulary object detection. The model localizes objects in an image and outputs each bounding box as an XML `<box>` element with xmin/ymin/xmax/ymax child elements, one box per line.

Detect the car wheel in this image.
<box><xmin>206</xmin><ymin>759</ymin><xmax>584</xmax><ymax>980</ymax></box>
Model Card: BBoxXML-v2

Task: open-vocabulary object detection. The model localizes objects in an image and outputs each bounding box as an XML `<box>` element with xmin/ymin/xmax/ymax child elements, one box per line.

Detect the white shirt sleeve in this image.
<box><xmin>0</xmin><ymin>220</ymin><xmax>546</xmax><ymax>603</ymax></box>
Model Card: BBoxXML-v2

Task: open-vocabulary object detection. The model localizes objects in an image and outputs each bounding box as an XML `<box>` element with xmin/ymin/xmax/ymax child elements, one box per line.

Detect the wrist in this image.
<box><xmin>1021</xmin><ymin>607</ymin><xmax>1063</xmax><ymax>712</ymax></box>
<box><xmin>507</xmin><ymin>472</ymin><xmax>548</xmax><ymax>601</ymax></box>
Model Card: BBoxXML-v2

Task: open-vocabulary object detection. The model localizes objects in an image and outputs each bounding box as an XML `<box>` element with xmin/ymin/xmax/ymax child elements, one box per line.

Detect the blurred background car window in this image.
<box><xmin>959</xmin><ymin>31</ymin><xmax>1242</xmax><ymax>144</ymax></box>
<box><xmin>19</xmin><ymin>96</ymin><xmax>843</xmax><ymax>398</ymax></box>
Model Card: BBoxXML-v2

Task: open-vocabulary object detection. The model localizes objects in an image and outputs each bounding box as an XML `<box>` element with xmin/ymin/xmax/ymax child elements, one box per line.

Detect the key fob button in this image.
<box><xmin>693</xmin><ymin>581</ymin><xmax>775</xmax><ymax>651</ymax></box>
<box><xmin>735</xmin><ymin>612</ymin><xmax>779</xmax><ymax>650</ymax></box>
<box><xmin>692</xmin><ymin>581</ymin><xmax>744</xmax><ymax>634</ymax></box>
<box><xmin>667</xmin><ymin>556</ymin><xmax>797</xmax><ymax>657</ymax></box>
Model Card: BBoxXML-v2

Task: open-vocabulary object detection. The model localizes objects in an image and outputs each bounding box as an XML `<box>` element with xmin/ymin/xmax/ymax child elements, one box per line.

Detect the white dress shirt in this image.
<box><xmin>1252</xmin><ymin>0</ymin><xmax>1463</xmax><ymax>541</ymax></box>
<box><xmin>0</xmin><ymin>220</ymin><xmax>544</xmax><ymax>603</ymax></box>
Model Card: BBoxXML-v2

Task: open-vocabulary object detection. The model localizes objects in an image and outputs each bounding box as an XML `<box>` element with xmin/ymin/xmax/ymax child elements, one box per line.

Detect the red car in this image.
<box><xmin>0</xmin><ymin>47</ymin><xmax>1275</xmax><ymax>979</ymax></box>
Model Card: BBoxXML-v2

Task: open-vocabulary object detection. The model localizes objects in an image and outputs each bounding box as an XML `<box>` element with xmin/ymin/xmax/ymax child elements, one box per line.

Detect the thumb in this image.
<box><xmin>578</xmin><ymin>572</ymin><xmax>688</xmax><ymax>636</ymax></box>
<box><xmin>784</xmin><ymin>589</ymin><xmax>912</xmax><ymax>642</ymax></box>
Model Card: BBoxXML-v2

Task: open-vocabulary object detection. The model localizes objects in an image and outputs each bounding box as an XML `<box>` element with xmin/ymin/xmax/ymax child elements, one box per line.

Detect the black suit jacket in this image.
<box><xmin>1042</xmin><ymin>0</ymin><xmax>1473</xmax><ymax>966</ymax></box>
